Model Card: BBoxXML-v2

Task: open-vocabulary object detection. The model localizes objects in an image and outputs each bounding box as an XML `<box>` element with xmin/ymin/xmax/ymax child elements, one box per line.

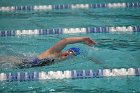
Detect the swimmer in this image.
<box><xmin>20</xmin><ymin>37</ymin><xmax>96</xmax><ymax>67</ymax></box>
<box><xmin>0</xmin><ymin>37</ymin><xmax>96</xmax><ymax>68</ymax></box>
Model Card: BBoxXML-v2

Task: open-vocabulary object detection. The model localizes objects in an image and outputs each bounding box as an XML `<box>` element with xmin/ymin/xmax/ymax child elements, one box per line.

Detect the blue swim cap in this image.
<box><xmin>68</xmin><ymin>47</ymin><xmax>80</xmax><ymax>56</ymax></box>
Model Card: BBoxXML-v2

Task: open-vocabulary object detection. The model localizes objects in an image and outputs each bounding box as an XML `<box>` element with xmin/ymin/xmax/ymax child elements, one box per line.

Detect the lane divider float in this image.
<box><xmin>0</xmin><ymin>68</ymin><xmax>140</xmax><ymax>82</ymax></box>
<box><xmin>0</xmin><ymin>2</ymin><xmax>140</xmax><ymax>12</ymax></box>
<box><xmin>0</xmin><ymin>26</ymin><xmax>140</xmax><ymax>37</ymax></box>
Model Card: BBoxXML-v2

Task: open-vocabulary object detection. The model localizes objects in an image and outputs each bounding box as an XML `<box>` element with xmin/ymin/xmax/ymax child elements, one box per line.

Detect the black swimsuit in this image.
<box><xmin>19</xmin><ymin>58</ymin><xmax>55</xmax><ymax>68</ymax></box>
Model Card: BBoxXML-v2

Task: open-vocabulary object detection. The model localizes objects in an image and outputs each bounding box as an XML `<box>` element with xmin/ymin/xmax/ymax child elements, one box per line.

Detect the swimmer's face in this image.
<box><xmin>61</xmin><ymin>49</ymin><xmax>75</xmax><ymax>59</ymax></box>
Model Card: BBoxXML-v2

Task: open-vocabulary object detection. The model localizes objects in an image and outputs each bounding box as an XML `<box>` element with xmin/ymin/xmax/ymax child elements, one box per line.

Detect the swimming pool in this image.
<box><xmin>0</xmin><ymin>0</ymin><xmax>140</xmax><ymax>92</ymax></box>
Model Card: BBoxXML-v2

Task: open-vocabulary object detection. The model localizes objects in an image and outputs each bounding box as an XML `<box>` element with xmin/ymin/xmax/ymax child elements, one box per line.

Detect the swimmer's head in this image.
<box><xmin>61</xmin><ymin>47</ymin><xmax>80</xmax><ymax>59</ymax></box>
<box><xmin>68</xmin><ymin>47</ymin><xmax>80</xmax><ymax>56</ymax></box>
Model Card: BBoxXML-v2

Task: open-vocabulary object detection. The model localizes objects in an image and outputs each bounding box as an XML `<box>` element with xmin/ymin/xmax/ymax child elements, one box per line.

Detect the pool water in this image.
<box><xmin>0</xmin><ymin>0</ymin><xmax>140</xmax><ymax>93</ymax></box>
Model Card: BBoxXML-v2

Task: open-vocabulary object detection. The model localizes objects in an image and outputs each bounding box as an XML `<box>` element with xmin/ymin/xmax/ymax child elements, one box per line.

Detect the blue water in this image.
<box><xmin>0</xmin><ymin>0</ymin><xmax>140</xmax><ymax>93</ymax></box>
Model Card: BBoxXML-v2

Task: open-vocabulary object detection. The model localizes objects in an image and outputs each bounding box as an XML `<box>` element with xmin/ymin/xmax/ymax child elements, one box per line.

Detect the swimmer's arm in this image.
<box><xmin>49</xmin><ymin>37</ymin><xmax>96</xmax><ymax>53</ymax></box>
<box><xmin>87</xmin><ymin>57</ymin><xmax>108</xmax><ymax>68</ymax></box>
<box><xmin>87</xmin><ymin>57</ymin><xmax>102</xmax><ymax>64</ymax></box>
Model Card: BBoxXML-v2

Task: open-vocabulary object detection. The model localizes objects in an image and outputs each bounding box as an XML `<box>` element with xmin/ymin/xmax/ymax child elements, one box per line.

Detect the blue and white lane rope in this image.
<box><xmin>0</xmin><ymin>26</ymin><xmax>140</xmax><ymax>37</ymax></box>
<box><xmin>0</xmin><ymin>2</ymin><xmax>140</xmax><ymax>12</ymax></box>
<box><xmin>0</xmin><ymin>68</ymin><xmax>140</xmax><ymax>81</ymax></box>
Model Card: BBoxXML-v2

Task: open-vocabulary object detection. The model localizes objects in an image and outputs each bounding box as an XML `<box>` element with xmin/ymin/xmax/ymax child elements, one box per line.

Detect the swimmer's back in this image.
<box><xmin>19</xmin><ymin>57</ymin><xmax>55</xmax><ymax>68</ymax></box>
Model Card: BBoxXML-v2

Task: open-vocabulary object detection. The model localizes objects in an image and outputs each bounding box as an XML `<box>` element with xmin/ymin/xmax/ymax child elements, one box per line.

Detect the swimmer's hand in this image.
<box><xmin>82</xmin><ymin>37</ymin><xmax>96</xmax><ymax>46</ymax></box>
